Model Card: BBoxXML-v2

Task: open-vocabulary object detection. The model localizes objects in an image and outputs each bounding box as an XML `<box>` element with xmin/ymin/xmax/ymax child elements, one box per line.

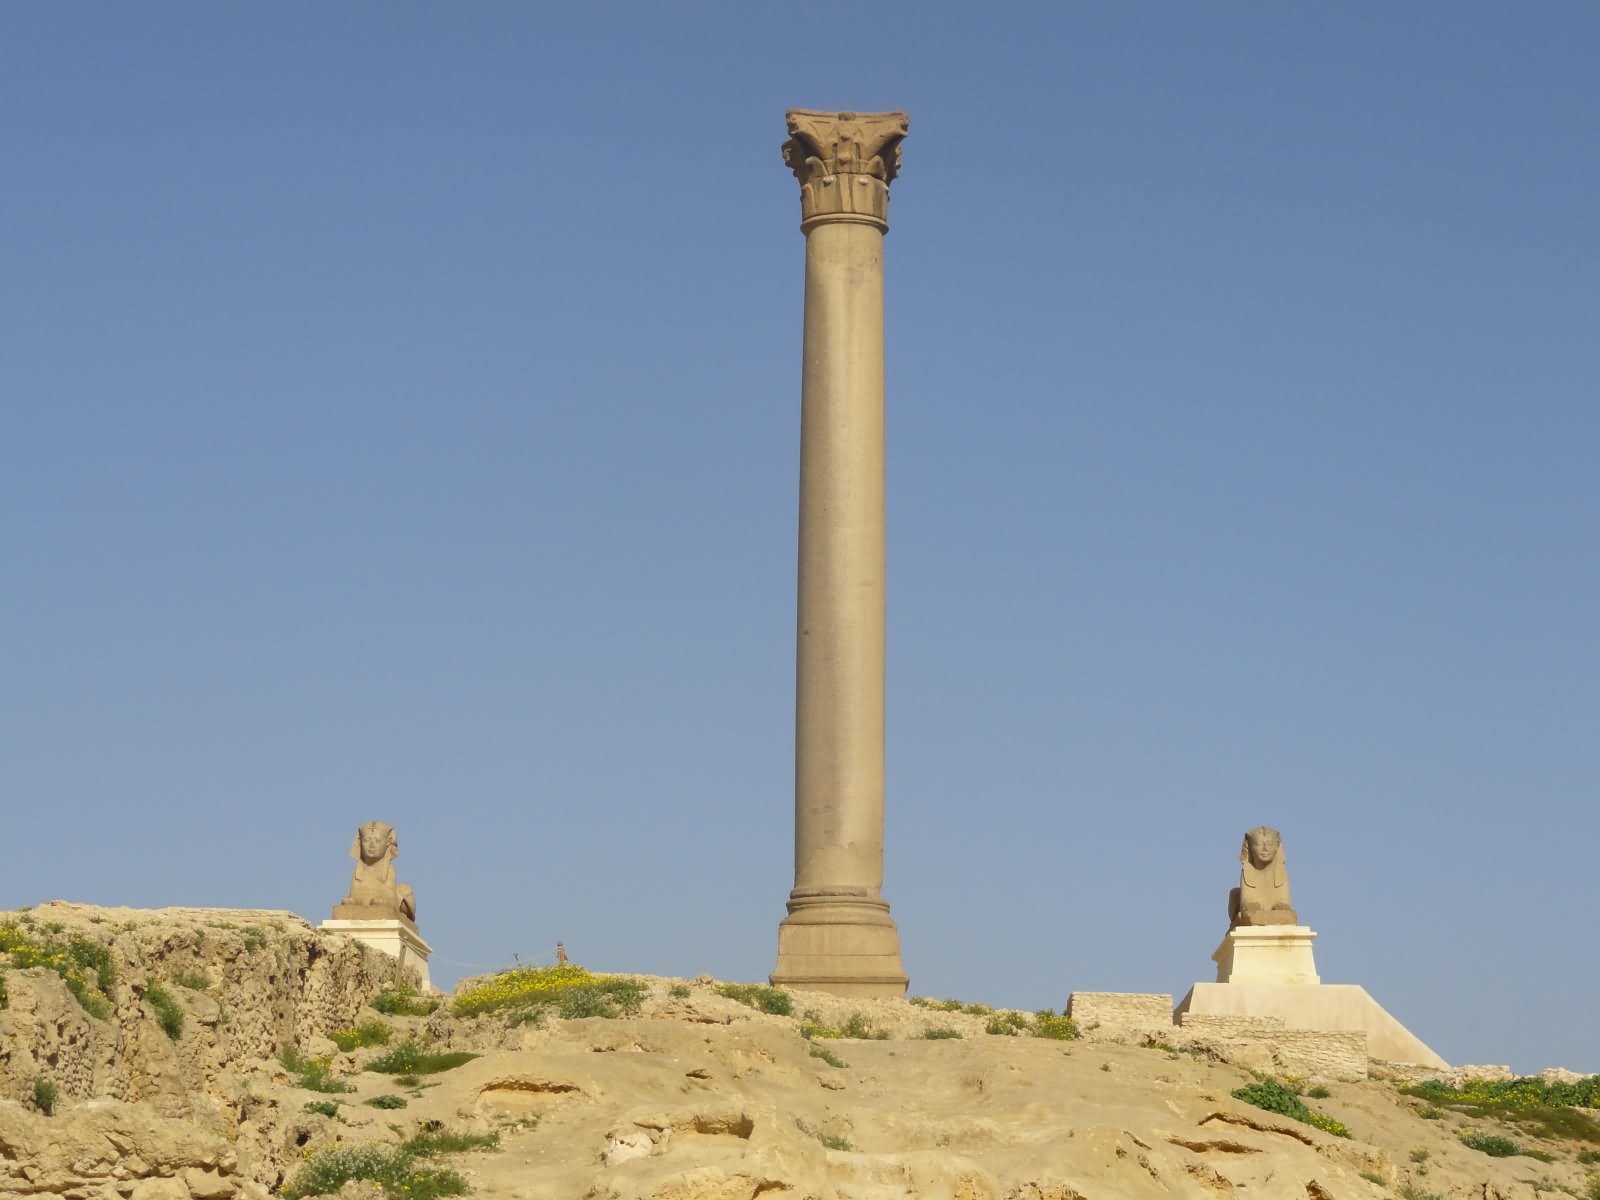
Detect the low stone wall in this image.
<box><xmin>1179</xmin><ymin>1012</ymin><xmax>1289</xmax><ymax>1038</ymax></box>
<box><xmin>1179</xmin><ymin>1012</ymin><xmax>1367</xmax><ymax>1080</ymax></box>
<box><xmin>1269</xmin><ymin>1029</ymin><xmax>1368</xmax><ymax>1080</ymax></box>
<box><xmin>1066</xmin><ymin>992</ymin><xmax>1174</xmax><ymax>1029</ymax></box>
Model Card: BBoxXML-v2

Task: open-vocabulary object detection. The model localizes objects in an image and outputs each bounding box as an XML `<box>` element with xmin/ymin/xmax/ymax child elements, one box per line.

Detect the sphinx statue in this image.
<box><xmin>1227</xmin><ymin>825</ymin><xmax>1298</xmax><ymax>928</ymax></box>
<box><xmin>332</xmin><ymin>820</ymin><xmax>417</xmax><ymax>924</ymax></box>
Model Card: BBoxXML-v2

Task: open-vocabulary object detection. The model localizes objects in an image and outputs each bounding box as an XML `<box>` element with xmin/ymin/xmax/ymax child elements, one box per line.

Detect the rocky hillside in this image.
<box><xmin>3</xmin><ymin>903</ymin><xmax>1597</xmax><ymax>1200</ymax></box>
<box><xmin>0</xmin><ymin>901</ymin><xmax>406</xmax><ymax>1197</ymax></box>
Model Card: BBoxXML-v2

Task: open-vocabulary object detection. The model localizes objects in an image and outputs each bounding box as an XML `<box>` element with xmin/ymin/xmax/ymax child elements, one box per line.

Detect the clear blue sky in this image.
<box><xmin>3</xmin><ymin>5</ymin><xmax>1595</xmax><ymax>1073</ymax></box>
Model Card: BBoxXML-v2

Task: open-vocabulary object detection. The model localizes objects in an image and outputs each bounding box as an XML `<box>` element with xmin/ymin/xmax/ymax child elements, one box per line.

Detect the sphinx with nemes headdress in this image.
<box><xmin>332</xmin><ymin>820</ymin><xmax>417</xmax><ymax>923</ymax></box>
<box><xmin>1227</xmin><ymin>825</ymin><xmax>1298</xmax><ymax>928</ymax></box>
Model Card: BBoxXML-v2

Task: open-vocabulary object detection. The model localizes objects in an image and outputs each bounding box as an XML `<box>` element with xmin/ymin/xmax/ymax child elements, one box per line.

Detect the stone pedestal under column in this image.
<box><xmin>1213</xmin><ymin>924</ymin><xmax>1321</xmax><ymax>984</ymax></box>
<box><xmin>321</xmin><ymin>918</ymin><xmax>433</xmax><ymax>992</ymax></box>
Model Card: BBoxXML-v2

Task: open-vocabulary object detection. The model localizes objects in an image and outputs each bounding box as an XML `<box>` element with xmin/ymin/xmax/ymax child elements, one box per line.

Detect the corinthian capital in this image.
<box><xmin>782</xmin><ymin>108</ymin><xmax>909</xmax><ymax>231</ymax></box>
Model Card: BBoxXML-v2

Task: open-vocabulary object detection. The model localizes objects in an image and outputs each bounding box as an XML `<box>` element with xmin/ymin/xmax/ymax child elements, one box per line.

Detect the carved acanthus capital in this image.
<box><xmin>783</xmin><ymin>108</ymin><xmax>909</xmax><ymax>231</ymax></box>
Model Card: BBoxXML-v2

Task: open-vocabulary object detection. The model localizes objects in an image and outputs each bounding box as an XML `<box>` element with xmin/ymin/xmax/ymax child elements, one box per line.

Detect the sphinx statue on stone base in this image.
<box><xmin>1227</xmin><ymin>825</ymin><xmax>1297</xmax><ymax>928</ymax></box>
<box><xmin>331</xmin><ymin>820</ymin><xmax>417</xmax><ymax>924</ymax></box>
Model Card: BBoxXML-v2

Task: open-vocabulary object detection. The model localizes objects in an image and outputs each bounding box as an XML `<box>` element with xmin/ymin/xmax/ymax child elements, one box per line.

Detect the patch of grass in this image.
<box><xmin>32</xmin><ymin>1077</ymin><xmax>58</xmax><ymax>1116</ymax></box>
<box><xmin>1398</xmin><ymin>1186</ymin><xmax>1443</xmax><ymax>1200</ymax></box>
<box><xmin>1416</xmin><ymin>1104</ymin><xmax>1444</xmax><ymax>1119</ymax></box>
<box><xmin>800</xmin><ymin>1012</ymin><xmax>844</xmax><ymax>1040</ymax></box>
<box><xmin>144</xmin><ymin>984</ymin><xmax>183</xmax><ymax>1041</ymax></box>
<box><xmin>368</xmin><ymin>1093</ymin><xmax>409</xmax><ymax>1109</ymax></box>
<box><xmin>395</xmin><ymin>1074</ymin><xmax>422</xmax><ymax>1087</ymax></box>
<box><xmin>1358</xmin><ymin>1170</ymin><xmax>1386</xmax><ymax>1186</ymax></box>
<box><xmin>1307</xmin><ymin>1085</ymin><xmax>1332</xmax><ymax>1099</ymax></box>
<box><xmin>0</xmin><ymin>923</ymin><xmax>117</xmax><ymax>1018</ymax></box>
<box><xmin>366</xmin><ymin>1039</ymin><xmax>479</xmax><ymax>1076</ymax></box>
<box><xmin>668</xmin><ymin>983</ymin><xmax>691</xmax><ymax>999</ymax></box>
<box><xmin>304</xmin><ymin>1099</ymin><xmax>341</xmax><ymax>1118</ymax></box>
<box><xmin>172</xmin><ymin>969</ymin><xmax>210</xmax><ymax>991</ymax></box>
<box><xmin>1584</xmin><ymin>1176</ymin><xmax>1600</xmax><ymax>1200</ymax></box>
<box><xmin>454</xmin><ymin>964</ymin><xmax>646</xmax><ymax>1021</ymax></box>
<box><xmin>242</xmin><ymin>926</ymin><xmax>269</xmax><ymax>952</ymax></box>
<box><xmin>1409</xmin><ymin>1148</ymin><xmax>1430</xmax><ymax>1164</ymax></box>
<box><xmin>401</xmin><ymin>1128</ymin><xmax>500</xmax><ymax>1156</ymax></box>
<box><xmin>840</xmin><ymin>1011</ymin><xmax>889</xmax><ymax>1040</ymax></box>
<box><xmin>331</xmin><ymin>1019</ymin><xmax>392</xmax><ymax>1052</ymax></box>
<box><xmin>370</xmin><ymin>985</ymin><xmax>440</xmax><ymax>1017</ymax></box>
<box><xmin>1032</xmin><ymin>1010</ymin><xmax>1081</xmax><ymax>1041</ymax></box>
<box><xmin>1579</xmin><ymin>1149</ymin><xmax>1600</xmax><ymax>1165</ymax></box>
<box><xmin>984</xmin><ymin>1011</ymin><xmax>1030</xmax><ymax>1037</ymax></box>
<box><xmin>714</xmin><ymin>983</ymin><xmax>794</xmax><ymax>1016</ymax></box>
<box><xmin>1457</xmin><ymin>1129</ymin><xmax>1527</xmax><ymax>1157</ymax></box>
<box><xmin>280</xmin><ymin>1045</ymin><xmax>353</xmax><ymax>1094</ymax></box>
<box><xmin>795</xmin><ymin>1117</ymin><xmax>855</xmax><ymax>1152</ymax></box>
<box><xmin>0</xmin><ymin>970</ymin><xmax>8</xmax><ymax>1010</ymax></box>
<box><xmin>279</xmin><ymin>1144</ymin><xmax>467</xmax><ymax>1200</ymax></box>
<box><xmin>810</xmin><ymin>1045</ymin><xmax>848</xmax><ymax>1068</ymax></box>
<box><xmin>1400</xmin><ymin>1075</ymin><xmax>1600</xmax><ymax>1143</ymax></box>
<box><xmin>1232</xmin><ymin>1078</ymin><xmax>1350</xmax><ymax>1138</ymax></box>
<box><xmin>919</xmin><ymin>1028</ymin><xmax>962</xmax><ymax>1040</ymax></box>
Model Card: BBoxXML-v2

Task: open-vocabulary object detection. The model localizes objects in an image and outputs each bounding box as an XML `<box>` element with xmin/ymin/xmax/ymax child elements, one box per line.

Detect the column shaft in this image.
<box><xmin>794</xmin><ymin>220</ymin><xmax>886</xmax><ymax>897</ymax></box>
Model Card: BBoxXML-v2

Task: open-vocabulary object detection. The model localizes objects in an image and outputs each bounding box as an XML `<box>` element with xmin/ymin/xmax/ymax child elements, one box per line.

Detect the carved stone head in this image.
<box><xmin>1242</xmin><ymin>826</ymin><xmax>1282</xmax><ymax>869</ymax></box>
<box><xmin>351</xmin><ymin>820</ymin><xmax>398</xmax><ymax>866</ymax></box>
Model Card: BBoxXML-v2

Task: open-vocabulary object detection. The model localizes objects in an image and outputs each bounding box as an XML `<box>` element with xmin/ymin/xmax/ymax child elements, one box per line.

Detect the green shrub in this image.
<box><xmin>920</xmin><ymin>1028</ymin><xmax>962</xmax><ymax>1040</ymax></box>
<box><xmin>1232</xmin><ymin>1079</ymin><xmax>1350</xmax><ymax>1138</ymax></box>
<box><xmin>1409</xmin><ymin>1148</ymin><xmax>1430</xmax><ymax>1164</ymax></box>
<box><xmin>0</xmin><ymin>970</ymin><xmax>8</xmax><ymax>1010</ymax></box>
<box><xmin>32</xmin><ymin>1077</ymin><xmax>58</xmax><ymax>1116</ymax></box>
<box><xmin>714</xmin><ymin>983</ymin><xmax>793</xmax><ymax>1016</ymax></box>
<box><xmin>280</xmin><ymin>1046</ymin><xmax>353</xmax><ymax>1094</ymax></box>
<box><xmin>668</xmin><ymin>984</ymin><xmax>691</xmax><ymax>999</ymax></box>
<box><xmin>1398</xmin><ymin>1186</ymin><xmax>1443</xmax><ymax>1200</ymax></box>
<box><xmin>795</xmin><ymin>1117</ymin><xmax>855</xmax><ymax>1152</ymax></box>
<box><xmin>1458</xmin><ymin>1129</ymin><xmax>1533</xmax><ymax>1158</ymax></box>
<box><xmin>1307</xmin><ymin>1085</ymin><xmax>1331</xmax><ymax>1099</ymax></box>
<box><xmin>1579</xmin><ymin>1149</ymin><xmax>1600</xmax><ymax>1165</ymax></box>
<box><xmin>984</xmin><ymin>1011</ymin><xmax>1030</xmax><ymax>1037</ymax></box>
<box><xmin>144</xmin><ymin>984</ymin><xmax>183</xmax><ymax>1041</ymax></box>
<box><xmin>840</xmin><ymin>1012</ymin><xmax>889</xmax><ymax>1040</ymax></box>
<box><xmin>1358</xmin><ymin>1171</ymin><xmax>1386</xmax><ymax>1186</ymax></box>
<box><xmin>278</xmin><ymin>1144</ymin><xmax>467</xmax><ymax>1200</ymax></box>
<box><xmin>401</xmin><ymin>1128</ymin><xmax>500</xmax><ymax>1156</ymax></box>
<box><xmin>172</xmin><ymin>969</ymin><xmax>210</xmax><ymax>991</ymax></box>
<box><xmin>370</xmin><ymin>986</ymin><xmax>440</xmax><ymax>1017</ymax></box>
<box><xmin>303</xmin><ymin>1099</ymin><xmax>341</xmax><ymax>1118</ymax></box>
<box><xmin>242</xmin><ymin>926</ymin><xmax>269</xmax><ymax>952</ymax></box>
<box><xmin>0</xmin><ymin>924</ymin><xmax>116</xmax><ymax>1017</ymax></box>
<box><xmin>1032</xmin><ymin>1010</ymin><xmax>1081</xmax><ymax>1040</ymax></box>
<box><xmin>1585</xmin><ymin>1175</ymin><xmax>1600</xmax><ymax>1200</ymax></box>
<box><xmin>366</xmin><ymin>1039</ymin><xmax>479</xmax><ymax>1076</ymax></box>
<box><xmin>809</xmin><ymin>1045</ymin><xmax>848</xmax><ymax>1068</ymax></box>
<box><xmin>331</xmin><ymin>1019</ymin><xmax>392</xmax><ymax>1052</ymax></box>
<box><xmin>368</xmin><ymin>1093</ymin><xmax>408</xmax><ymax>1109</ymax></box>
<box><xmin>395</xmin><ymin>1074</ymin><xmax>422</xmax><ymax>1088</ymax></box>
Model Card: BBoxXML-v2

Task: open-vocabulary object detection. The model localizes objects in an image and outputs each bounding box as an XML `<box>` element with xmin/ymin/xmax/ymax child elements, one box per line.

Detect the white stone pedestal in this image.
<box><xmin>320</xmin><ymin>919</ymin><xmax>433</xmax><ymax>992</ymax></box>
<box><xmin>1178</xmin><ymin>922</ymin><xmax>1448</xmax><ymax>1068</ymax></box>
<box><xmin>1213</xmin><ymin>924</ymin><xmax>1320</xmax><ymax>984</ymax></box>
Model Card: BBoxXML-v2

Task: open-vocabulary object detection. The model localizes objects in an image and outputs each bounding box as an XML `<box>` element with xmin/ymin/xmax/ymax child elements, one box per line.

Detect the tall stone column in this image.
<box><xmin>771</xmin><ymin>109</ymin><xmax>910</xmax><ymax>998</ymax></box>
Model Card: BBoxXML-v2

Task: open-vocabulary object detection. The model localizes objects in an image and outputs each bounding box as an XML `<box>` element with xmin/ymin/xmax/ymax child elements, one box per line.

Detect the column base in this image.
<box><xmin>771</xmin><ymin>891</ymin><xmax>907</xmax><ymax>997</ymax></box>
